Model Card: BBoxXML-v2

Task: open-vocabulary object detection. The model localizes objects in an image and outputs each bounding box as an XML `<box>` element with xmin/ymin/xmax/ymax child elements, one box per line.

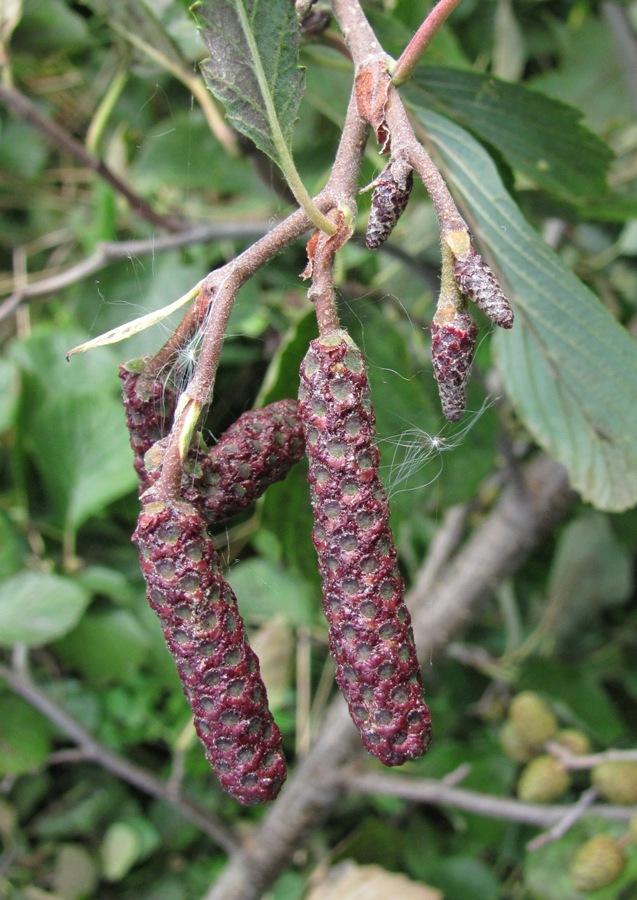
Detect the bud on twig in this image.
<box><xmin>365</xmin><ymin>157</ymin><xmax>414</xmax><ymax>250</ymax></box>
<box><xmin>133</xmin><ymin>496</ymin><xmax>286</xmax><ymax>805</ymax></box>
<box><xmin>452</xmin><ymin>241</ymin><xmax>514</xmax><ymax>329</ymax></box>
<box><xmin>299</xmin><ymin>330</ymin><xmax>431</xmax><ymax>765</ymax></box>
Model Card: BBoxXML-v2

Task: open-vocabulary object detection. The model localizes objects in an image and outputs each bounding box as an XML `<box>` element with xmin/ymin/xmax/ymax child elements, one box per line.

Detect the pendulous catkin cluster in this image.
<box><xmin>145</xmin><ymin>400</ymin><xmax>304</xmax><ymax>524</ymax></box>
<box><xmin>133</xmin><ymin>495</ymin><xmax>287</xmax><ymax>805</ymax></box>
<box><xmin>365</xmin><ymin>158</ymin><xmax>414</xmax><ymax>250</ymax></box>
<box><xmin>430</xmin><ymin>311</ymin><xmax>479</xmax><ymax>422</ymax></box>
<box><xmin>298</xmin><ymin>329</ymin><xmax>432</xmax><ymax>765</ymax></box>
<box><xmin>120</xmin><ymin>358</ymin><xmax>177</xmax><ymax>493</ymax></box>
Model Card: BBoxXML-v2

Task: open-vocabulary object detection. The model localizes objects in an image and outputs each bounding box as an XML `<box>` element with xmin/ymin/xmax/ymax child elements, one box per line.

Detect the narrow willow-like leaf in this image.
<box><xmin>194</xmin><ymin>0</ymin><xmax>304</xmax><ymax>165</ymax></box>
<box><xmin>414</xmin><ymin>107</ymin><xmax>637</xmax><ymax>512</ymax></box>
<box><xmin>80</xmin><ymin>0</ymin><xmax>187</xmax><ymax>70</ymax></box>
<box><xmin>408</xmin><ymin>68</ymin><xmax>612</xmax><ymax>201</ymax></box>
<box><xmin>66</xmin><ymin>282</ymin><xmax>201</xmax><ymax>358</ymax></box>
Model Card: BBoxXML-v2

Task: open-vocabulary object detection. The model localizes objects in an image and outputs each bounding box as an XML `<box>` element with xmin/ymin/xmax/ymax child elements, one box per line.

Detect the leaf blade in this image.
<box><xmin>412</xmin><ymin>107</ymin><xmax>637</xmax><ymax>512</ymax></box>
<box><xmin>194</xmin><ymin>0</ymin><xmax>304</xmax><ymax>165</ymax></box>
<box><xmin>408</xmin><ymin>67</ymin><xmax>612</xmax><ymax>201</ymax></box>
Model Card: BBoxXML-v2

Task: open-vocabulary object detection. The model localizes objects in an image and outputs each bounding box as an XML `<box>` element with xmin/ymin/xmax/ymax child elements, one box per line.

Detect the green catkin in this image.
<box><xmin>298</xmin><ymin>329</ymin><xmax>432</xmax><ymax>766</ymax></box>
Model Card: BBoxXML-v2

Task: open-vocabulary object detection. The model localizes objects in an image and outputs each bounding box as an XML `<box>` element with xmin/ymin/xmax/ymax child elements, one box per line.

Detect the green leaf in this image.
<box><xmin>546</xmin><ymin>513</ymin><xmax>632</xmax><ymax>646</ymax></box>
<box><xmin>194</xmin><ymin>0</ymin><xmax>304</xmax><ymax>166</ymax></box>
<box><xmin>81</xmin><ymin>0</ymin><xmax>187</xmax><ymax>70</ymax></box>
<box><xmin>11</xmin><ymin>326</ymin><xmax>138</xmax><ymax>530</ymax></box>
<box><xmin>519</xmin><ymin>659</ymin><xmax>624</xmax><ymax>743</ymax></box>
<box><xmin>0</xmin><ymin>571</ymin><xmax>90</xmax><ymax>646</ymax></box>
<box><xmin>226</xmin><ymin>558</ymin><xmax>315</xmax><ymax>627</ymax></box>
<box><xmin>408</xmin><ymin>67</ymin><xmax>612</xmax><ymax>200</ymax></box>
<box><xmin>0</xmin><ymin>511</ymin><xmax>25</xmax><ymax>579</ymax></box>
<box><xmin>0</xmin><ymin>694</ymin><xmax>52</xmax><ymax>776</ymax></box>
<box><xmin>54</xmin><ymin>608</ymin><xmax>150</xmax><ymax>686</ymax></box>
<box><xmin>414</xmin><ymin>108</ymin><xmax>637</xmax><ymax>512</ymax></box>
<box><xmin>530</xmin><ymin>17</ymin><xmax>634</xmax><ymax>133</ymax></box>
<box><xmin>101</xmin><ymin>818</ymin><xmax>161</xmax><ymax>882</ymax></box>
<box><xmin>0</xmin><ymin>357</ymin><xmax>20</xmax><ymax>433</ymax></box>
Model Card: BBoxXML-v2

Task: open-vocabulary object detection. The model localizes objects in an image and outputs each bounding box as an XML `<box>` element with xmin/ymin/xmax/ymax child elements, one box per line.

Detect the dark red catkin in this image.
<box><xmin>145</xmin><ymin>399</ymin><xmax>305</xmax><ymax>524</ymax></box>
<box><xmin>119</xmin><ymin>358</ymin><xmax>177</xmax><ymax>493</ymax></box>
<box><xmin>453</xmin><ymin>242</ymin><xmax>514</xmax><ymax>330</ymax></box>
<box><xmin>431</xmin><ymin>311</ymin><xmax>479</xmax><ymax>423</ymax></box>
<box><xmin>133</xmin><ymin>495</ymin><xmax>286</xmax><ymax>804</ymax></box>
<box><xmin>365</xmin><ymin>157</ymin><xmax>414</xmax><ymax>250</ymax></box>
<box><xmin>298</xmin><ymin>330</ymin><xmax>431</xmax><ymax>765</ymax></box>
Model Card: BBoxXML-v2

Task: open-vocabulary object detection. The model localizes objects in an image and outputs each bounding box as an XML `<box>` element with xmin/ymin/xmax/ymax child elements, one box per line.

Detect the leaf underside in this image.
<box><xmin>194</xmin><ymin>0</ymin><xmax>304</xmax><ymax>165</ymax></box>
<box><xmin>414</xmin><ymin>107</ymin><xmax>637</xmax><ymax>513</ymax></box>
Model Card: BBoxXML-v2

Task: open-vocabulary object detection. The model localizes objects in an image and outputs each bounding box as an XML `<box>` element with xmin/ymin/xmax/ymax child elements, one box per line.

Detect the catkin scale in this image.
<box><xmin>120</xmin><ymin>359</ymin><xmax>177</xmax><ymax>493</ymax></box>
<box><xmin>365</xmin><ymin>159</ymin><xmax>414</xmax><ymax>250</ymax></box>
<box><xmin>145</xmin><ymin>400</ymin><xmax>305</xmax><ymax>524</ymax></box>
<box><xmin>431</xmin><ymin>312</ymin><xmax>479</xmax><ymax>422</ymax></box>
<box><xmin>133</xmin><ymin>496</ymin><xmax>286</xmax><ymax>805</ymax></box>
<box><xmin>454</xmin><ymin>244</ymin><xmax>514</xmax><ymax>329</ymax></box>
<box><xmin>298</xmin><ymin>330</ymin><xmax>431</xmax><ymax>765</ymax></box>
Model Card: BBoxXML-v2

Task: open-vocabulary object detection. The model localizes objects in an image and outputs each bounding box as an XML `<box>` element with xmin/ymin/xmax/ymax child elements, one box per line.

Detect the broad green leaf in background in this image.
<box><xmin>413</xmin><ymin>108</ymin><xmax>637</xmax><ymax>512</ymax></box>
<box><xmin>0</xmin><ymin>571</ymin><xmax>90</xmax><ymax>646</ymax></box>
<box><xmin>0</xmin><ymin>357</ymin><xmax>20</xmax><ymax>433</ymax></box>
<box><xmin>226</xmin><ymin>558</ymin><xmax>315</xmax><ymax>627</ymax></box>
<box><xmin>531</xmin><ymin>17</ymin><xmax>634</xmax><ymax>132</ymax></box>
<box><xmin>194</xmin><ymin>0</ymin><xmax>304</xmax><ymax>166</ymax></box>
<box><xmin>11</xmin><ymin>327</ymin><xmax>138</xmax><ymax>531</ymax></box>
<box><xmin>81</xmin><ymin>0</ymin><xmax>188</xmax><ymax>72</ymax></box>
<box><xmin>54</xmin><ymin>608</ymin><xmax>151</xmax><ymax>686</ymax></box>
<box><xmin>408</xmin><ymin>68</ymin><xmax>612</xmax><ymax>201</ymax></box>
<box><xmin>545</xmin><ymin>513</ymin><xmax>632</xmax><ymax>646</ymax></box>
<box><xmin>0</xmin><ymin>694</ymin><xmax>52</xmax><ymax>776</ymax></box>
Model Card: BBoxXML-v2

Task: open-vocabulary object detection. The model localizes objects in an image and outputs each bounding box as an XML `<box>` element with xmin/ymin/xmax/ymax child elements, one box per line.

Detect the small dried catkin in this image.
<box><xmin>120</xmin><ymin>359</ymin><xmax>177</xmax><ymax>493</ymax></box>
<box><xmin>145</xmin><ymin>400</ymin><xmax>305</xmax><ymax>524</ymax></box>
<box><xmin>298</xmin><ymin>330</ymin><xmax>431</xmax><ymax>765</ymax></box>
<box><xmin>454</xmin><ymin>244</ymin><xmax>514</xmax><ymax>329</ymax></box>
<box><xmin>431</xmin><ymin>312</ymin><xmax>479</xmax><ymax>422</ymax></box>
<box><xmin>365</xmin><ymin>159</ymin><xmax>414</xmax><ymax>250</ymax></box>
<box><xmin>133</xmin><ymin>496</ymin><xmax>286</xmax><ymax>804</ymax></box>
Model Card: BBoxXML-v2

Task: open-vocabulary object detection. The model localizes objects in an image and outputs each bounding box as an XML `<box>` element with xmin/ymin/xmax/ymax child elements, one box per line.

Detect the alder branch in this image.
<box><xmin>345</xmin><ymin>774</ymin><xmax>631</xmax><ymax>829</ymax></box>
<box><xmin>0</xmin><ymin>84</ymin><xmax>183</xmax><ymax>232</ymax></box>
<box><xmin>547</xmin><ymin>743</ymin><xmax>637</xmax><ymax>770</ymax></box>
<box><xmin>0</xmin><ymin>662</ymin><xmax>240</xmax><ymax>855</ymax></box>
<box><xmin>0</xmin><ymin>221</ymin><xmax>273</xmax><ymax>324</ymax></box>
<box><xmin>204</xmin><ymin>453</ymin><xmax>577</xmax><ymax>900</ymax></box>
<box><xmin>392</xmin><ymin>0</ymin><xmax>464</xmax><ymax>85</ymax></box>
<box><xmin>157</xmin><ymin>89</ymin><xmax>368</xmax><ymax>471</ymax></box>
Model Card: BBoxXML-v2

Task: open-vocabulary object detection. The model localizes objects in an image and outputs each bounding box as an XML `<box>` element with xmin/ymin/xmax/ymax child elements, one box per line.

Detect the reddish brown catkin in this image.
<box><xmin>454</xmin><ymin>243</ymin><xmax>514</xmax><ymax>329</ymax></box>
<box><xmin>133</xmin><ymin>495</ymin><xmax>286</xmax><ymax>805</ymax></box>
<box><xmin>298</xmin><ymin>330</ymin><xmax>431</xmax><ymax>765</ymax></box>
<box><xmin>431</xmin><ymin>311</ymin><xmax>479</xmax><ymax>422</ymax></box>
<box><xmin>120</xmin><ymin>358</ymin><xmax>177</xmax><ymax>493</ymax></box>
<box><xmin>365</xmin><ymin>157</ymin><xmax>414</xmax><ymax>250</ymax></box>
<box><xmin>145</xmin><ymin>400</ymin><xmax>305</xmax><ymax>524</ymax></box>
